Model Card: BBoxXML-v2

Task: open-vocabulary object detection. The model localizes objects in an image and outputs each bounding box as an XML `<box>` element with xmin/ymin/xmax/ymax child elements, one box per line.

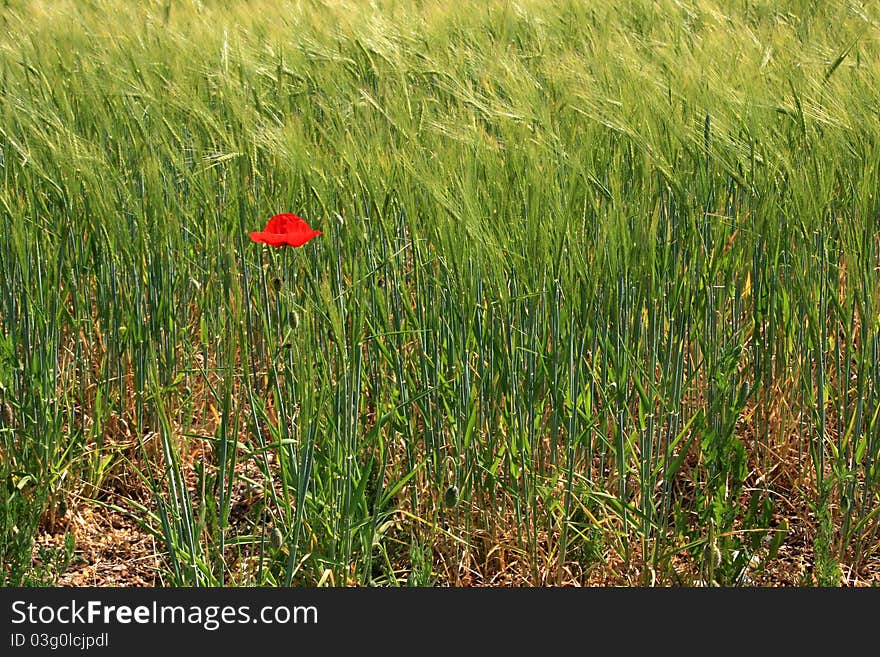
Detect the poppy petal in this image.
<box><xmin>248</xmin><ymin>213</ymin><xmax>322</xmax><ymax>247</ymax></box>
<box><xmin>264</xmin><ymin>213</ymin><xmax>304</xmax><ymax>234</ymax></box>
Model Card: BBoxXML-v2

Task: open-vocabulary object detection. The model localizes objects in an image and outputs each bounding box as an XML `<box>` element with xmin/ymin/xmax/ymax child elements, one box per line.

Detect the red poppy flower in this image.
<box><xmin>249</xmin><ymin>213</ymin><xmax>322</xmax><ymax>247</ymax></box>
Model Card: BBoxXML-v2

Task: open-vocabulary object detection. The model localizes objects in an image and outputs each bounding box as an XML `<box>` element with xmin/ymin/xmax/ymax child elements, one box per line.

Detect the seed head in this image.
<box><xmin>443</xmin><ymin>485</ymin><xmax>459</xmax><ymax>509</ymax></box>
<box><xmin>270</xmin><ymin>527</ymin><xmax>284</xmax><ymax>550</ymax></box>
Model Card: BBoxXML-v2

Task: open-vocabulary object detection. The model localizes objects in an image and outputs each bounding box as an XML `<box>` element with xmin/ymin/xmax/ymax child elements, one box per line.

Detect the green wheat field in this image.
<box><xmin>2</xmin><ymin>0</ymin><xmax>880</xmax><ymax>587</ymax></box>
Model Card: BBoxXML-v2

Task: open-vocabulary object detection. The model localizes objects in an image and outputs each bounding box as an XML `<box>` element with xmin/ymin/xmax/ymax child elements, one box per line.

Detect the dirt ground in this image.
<box><xmin>32</xmin><ymin>495</ymin><xmax>880</xmax><ymax>587</ymax></box>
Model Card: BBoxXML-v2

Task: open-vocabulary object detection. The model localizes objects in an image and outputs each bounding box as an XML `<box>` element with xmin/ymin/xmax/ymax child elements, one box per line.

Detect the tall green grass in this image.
<box><xmin>2</xmin><ymin>0</ymin><xmax>879</xmax><ymax>585</ymax></box>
